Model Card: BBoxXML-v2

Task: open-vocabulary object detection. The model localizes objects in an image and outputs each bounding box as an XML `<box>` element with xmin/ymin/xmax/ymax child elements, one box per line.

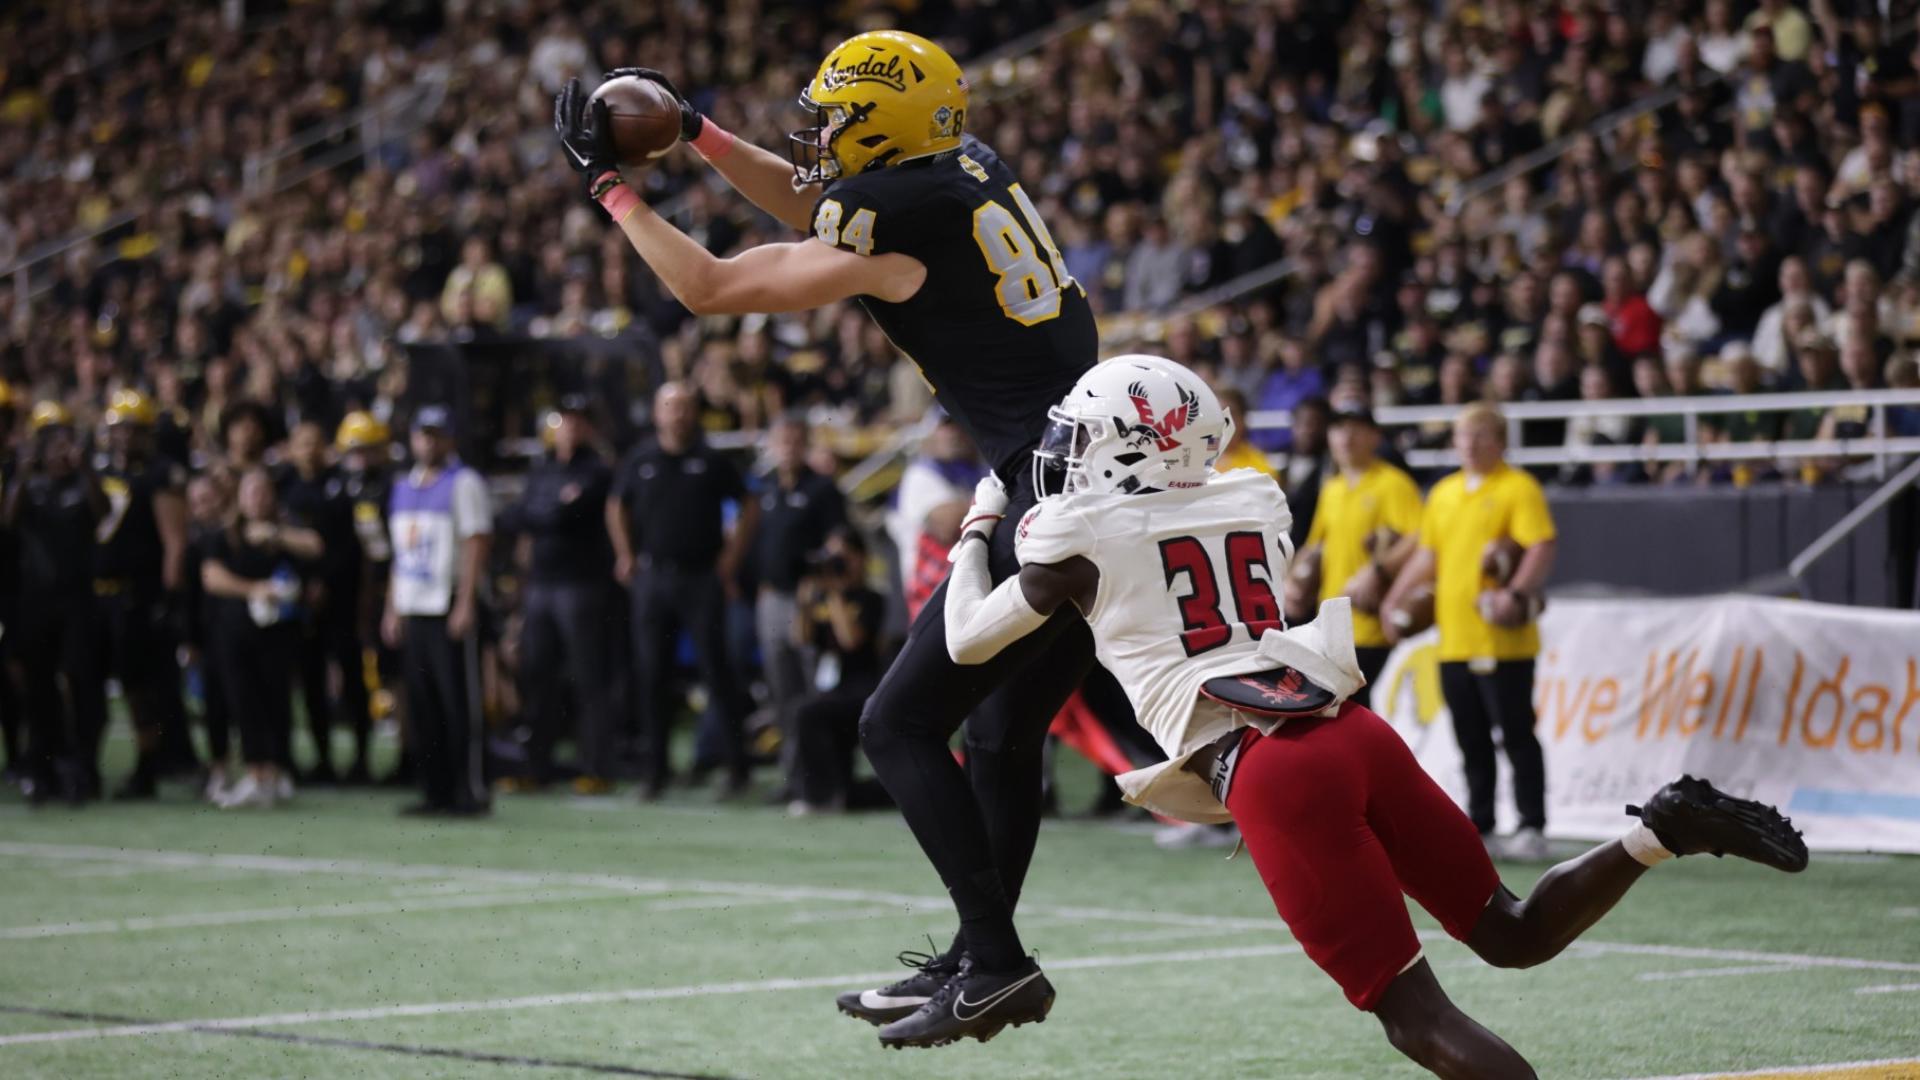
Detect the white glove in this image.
<box><xmin>948</xmin><ymin>475</ymin><xmax>1009</xmax><ymax>562</ymax></box>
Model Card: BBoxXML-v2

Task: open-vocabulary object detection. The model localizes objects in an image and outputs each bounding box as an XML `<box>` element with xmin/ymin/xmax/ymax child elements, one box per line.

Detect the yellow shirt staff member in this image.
<box><xmin>1213</xmin><ymin>387</ymin><xmax>1278</xmax><ymax>479</ymax></box>
<box><xmin>1303</xmin><ymin>403</ymin><xmax>1421</xmax><ymax>705</ymax></box>
<box><xmin>1384</xmin><ymin>402</ymin><xmax>1557</xmax><ymax>860</ymax></box>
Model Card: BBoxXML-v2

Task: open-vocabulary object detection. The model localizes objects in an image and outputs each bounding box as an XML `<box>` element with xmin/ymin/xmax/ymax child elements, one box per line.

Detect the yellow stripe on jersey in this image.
<box><xmin>1306</xmin><ymin>460</ymin><xmax>1422</xmax><ymax>648</ymax></box>
<box><xmin>1418</xmin><ymin>463</ymin><xmax>1556</xmax><ymax>662</ymax></box>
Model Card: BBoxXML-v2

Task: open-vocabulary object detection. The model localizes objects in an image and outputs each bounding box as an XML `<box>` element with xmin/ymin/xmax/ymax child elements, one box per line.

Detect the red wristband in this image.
<box><xmin>690</xmin><ymin>119</ymin><xmax>735</xmax><ymax>161</ymax></box>
<box><xmin>593</xmin><ymin>171</ymin><xmax>642</xmax><ymax>223</ymax></box>
<box><xmin>960</xmin><ymin>512</ymin><xmax>1003</xmax><ymax>535</ymax></box>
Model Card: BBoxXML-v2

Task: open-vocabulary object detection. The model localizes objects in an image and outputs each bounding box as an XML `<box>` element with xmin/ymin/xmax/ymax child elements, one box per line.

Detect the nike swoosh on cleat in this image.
<box><xmin>951</xmin><ymin>971</ymin><xmax>1043</xmax><ymax>1023</ymax></box>
<box><xmin>860</xmin><ymin>990</ymin><xmax>929</xmax><ymax>1010</ymax></box>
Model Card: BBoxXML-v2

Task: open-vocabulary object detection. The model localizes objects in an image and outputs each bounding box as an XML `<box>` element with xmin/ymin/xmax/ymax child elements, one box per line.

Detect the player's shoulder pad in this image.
<box><xmin>1014</xmin><ymin>496</ymin><xmax>1095</xmax><ymax>567</ymax></box>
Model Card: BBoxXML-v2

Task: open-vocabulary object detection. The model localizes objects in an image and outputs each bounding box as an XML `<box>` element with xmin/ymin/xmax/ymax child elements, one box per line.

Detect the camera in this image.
<box><xmin>804</xmin><ymin>552</ymin><xmax>850</xmax><ymax>577</ymax></box>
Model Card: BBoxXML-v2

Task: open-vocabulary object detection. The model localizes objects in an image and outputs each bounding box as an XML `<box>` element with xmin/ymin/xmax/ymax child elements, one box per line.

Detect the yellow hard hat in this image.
<box><xmin>335</xmin><ymin>410</ymin><xmax>390</xmax><ymax>450</ymax></box>
<box><xmin>792</xmin><ymin>31</ymin><xmax>968</xmax><ymax>183</ymax></box>
<box><xmin>105</xmin><ymin>388</ymin><xmax>158</xmax><ymax>426</ymax></box>
<box><xmin>31</xmin><ymin>400</ymin><xmax>74</xmax><ymax>432</ymax></box>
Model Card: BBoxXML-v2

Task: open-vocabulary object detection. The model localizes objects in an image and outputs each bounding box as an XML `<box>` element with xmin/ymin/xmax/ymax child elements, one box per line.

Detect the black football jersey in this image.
<box><xmin>812</xmin><ymin>136</ymin><xmax>1096</xmax><ymax>476</ymax></box>
<box><xmin>95</xmin><ymin>456</ymin><xmax>185</xmax><ymax>583</ymax></box>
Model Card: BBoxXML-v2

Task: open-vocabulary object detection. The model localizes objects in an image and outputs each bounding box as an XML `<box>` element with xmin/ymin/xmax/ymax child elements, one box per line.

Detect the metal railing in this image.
<box><xmin>1444</xmin><ymin>71</ymin><xmax>1728</xmax><ymax>217</ymax></box>
<box><xmin>1246</xmin><ymin>388</ymin><xmax>1920</xmax><ymax>475</ymax></box>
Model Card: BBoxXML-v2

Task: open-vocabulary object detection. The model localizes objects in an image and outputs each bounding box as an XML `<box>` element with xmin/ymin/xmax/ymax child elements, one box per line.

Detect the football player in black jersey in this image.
<box><xmin>96</xmin><ymin>390</ymin><xmax>193</xmax><ymax>799</ymax></box>
<box><xmin>556</xmin><ymin>30</ymin><xmax>1096</xmax><ymax>1047</ymax></box>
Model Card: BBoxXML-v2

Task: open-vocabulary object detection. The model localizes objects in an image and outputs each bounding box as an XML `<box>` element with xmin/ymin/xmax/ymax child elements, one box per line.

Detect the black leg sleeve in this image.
<box><xmin>1491</xmin><ymin>660</ymin><xmax>1545</xmax><ymax>830</ymax></box>
<box><xmin>1440</xmin><ymin>661</ymin><xmax>1498</xmax><ymax>835</ymax></box>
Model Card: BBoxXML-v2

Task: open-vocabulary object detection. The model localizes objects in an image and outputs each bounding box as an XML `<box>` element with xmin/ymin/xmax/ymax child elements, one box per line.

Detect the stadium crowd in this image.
<box><xmin>5</xmin><ymin>0</ymin><xmax>1920</xmax><ymax>807</ymax></box>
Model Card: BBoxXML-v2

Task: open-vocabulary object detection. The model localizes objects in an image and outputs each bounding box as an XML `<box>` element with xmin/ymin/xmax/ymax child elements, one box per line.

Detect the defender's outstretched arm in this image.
<box><xmin>943</xmin><ymin>478</ymin><xmax>1096</xmax><ymax>665</ymax></box>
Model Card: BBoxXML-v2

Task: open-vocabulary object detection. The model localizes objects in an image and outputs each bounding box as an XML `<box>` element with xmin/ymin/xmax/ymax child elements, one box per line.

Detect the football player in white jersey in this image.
<box><xmin>941</xmin><ymin>355</ymin><xmax>1808</xmax><ymax>1078</ymax></box>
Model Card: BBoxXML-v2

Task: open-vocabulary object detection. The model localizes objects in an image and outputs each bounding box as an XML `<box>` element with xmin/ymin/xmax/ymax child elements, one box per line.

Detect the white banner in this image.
<box><xmin>1372</xmin><ymin>596</ymin><xmax>1920</xmax><ymax>853</ymax></box>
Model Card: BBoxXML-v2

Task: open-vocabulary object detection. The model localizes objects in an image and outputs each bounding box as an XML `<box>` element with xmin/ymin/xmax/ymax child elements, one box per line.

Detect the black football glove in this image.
<box><xmin>553</xmin><ymin>77</ymin><xmax>615</xmax><ymax>178</ymax></box>
<box><xmin>603</xmin><ymin>66</ymin><xmax>705</xmax><ymax>141</ymax></box>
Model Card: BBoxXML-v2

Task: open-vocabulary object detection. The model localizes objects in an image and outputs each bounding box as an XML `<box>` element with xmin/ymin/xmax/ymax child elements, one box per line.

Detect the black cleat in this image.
<box><xmin>876</xmin><ymin>957</ymin><xmax>1053</xmax><ymax>1049</ymax></box>
<box><xmin>836</xmin><ymin>949</ymin><xmax>963</xmax><ymax>1026</ymax></box>
<box><xmin>1627</xmin><ymin>775</ymin><xmax>1809</xmax><ymax>873</ymax></box>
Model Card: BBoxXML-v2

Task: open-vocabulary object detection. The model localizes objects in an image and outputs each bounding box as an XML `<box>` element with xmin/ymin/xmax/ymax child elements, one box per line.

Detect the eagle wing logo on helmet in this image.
<box><xmin>1123</xmin><ymin>381</ymin><xmax>1201</xmax><ymax>452</ymax></box>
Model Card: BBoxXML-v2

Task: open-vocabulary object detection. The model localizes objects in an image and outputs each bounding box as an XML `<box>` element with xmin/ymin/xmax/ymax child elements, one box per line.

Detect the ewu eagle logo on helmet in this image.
<box><xmin>1121</xmin><ymin>380</ymin><xmax>1201</xmax><ymax>453</ymax></box>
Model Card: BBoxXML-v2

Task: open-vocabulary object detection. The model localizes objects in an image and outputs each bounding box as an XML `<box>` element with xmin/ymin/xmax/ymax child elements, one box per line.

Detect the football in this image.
<box><xmin>1386</xmin><ymin>584</ymin><xmax>1435</xmax><ymax>637</ymax></box>
<box><xmin>1481</xmin><ymin>536</ymin><xmax>1524</xmax><ymax>585</ymax></box>
<box><xmin>593</xmin><ymin>76</ymin><xmax>681</xmax><ymax>166</ymax></box>
<box><xmin>1285</xmin><ymin>543</ymin><xmax>1323</xmax><ymax>625</ymax></box>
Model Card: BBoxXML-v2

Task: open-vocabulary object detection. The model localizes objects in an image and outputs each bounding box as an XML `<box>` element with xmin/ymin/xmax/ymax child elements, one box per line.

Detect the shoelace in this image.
<box><xmin>921</xmin><ymin>958</ymin><xmax>974</xmax><ymax>1012</ymax></box>
<box><xmin>894</xmin><ymin>949</ymin><xmax>939</xmax><ymax>973</ymax></box>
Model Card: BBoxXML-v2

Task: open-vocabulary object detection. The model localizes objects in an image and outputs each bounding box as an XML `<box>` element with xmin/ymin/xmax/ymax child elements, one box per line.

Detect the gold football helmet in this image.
<box><xmin>789</xmin><ymin>30</ymin><xmax>969</xmax><ymax>184</ymax></box>
<box><xmin>335</xmin><ymin>410</ymin><xmax>390</xmax><ymax>450</ymax></box>
<box><xmin>30</xmin><ymin>400</ymin><xmax>74</xmax><ymax>432</ymax></box>
<box><xmin>105</xmin><ymin>388</ymin><xmax>158</xmax><ymax>426</ymax></box>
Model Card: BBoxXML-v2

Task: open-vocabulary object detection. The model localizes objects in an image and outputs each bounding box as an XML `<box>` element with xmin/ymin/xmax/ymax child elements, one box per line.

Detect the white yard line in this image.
<box><xmin>783</xmin><ymin>904</ymin><xmax>943</xmax><ymax>925</ymax></box>
<box><xmin>0</xmin><ymin>942</ymin><xmax>1306</xmax><ymax>1048</ymax></box>
<box><xmin>1564</xmin><ymin>940</ymin><xmax>1920</xmax><ymax>976</ymax></box>
<box><xmin>0</xmin><ymin>890</ymin><xmax>618</xmax><ymax>940</ymax></box>
<box><xmin>1854</xmin><ymin>982</ymin><xmax>1920</xmax><ymax>995</ymax></box>
<box><xmin>1619</xmin><ymin>1056</ymin><xmax>1920</xmax><ymax>1079</ymax></box>
<box><xmin>5</xmin><ymin>842</ymin><xmax>1916</xmax><ymax>979</ymax></box>
<box><xmin>1633</xmin><ymin>964</ymin><xmax>1813</xmax><ymax>982</ymax></box>
<box><xmin>638</xmin><ymin>895</ymin><xmax>810</xmax><ymax>913</ymax></box>
<box><xmin>0</xmin><ymin>842</ymin><xmax>1269</xmax><ymax>932</ymax></box>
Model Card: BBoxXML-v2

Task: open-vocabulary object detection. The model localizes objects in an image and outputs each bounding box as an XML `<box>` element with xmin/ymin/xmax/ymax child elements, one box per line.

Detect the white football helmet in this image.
<box><xmin>1031</xmin><ymin>354</ymin><xmax>1234</xmax><ymax>499</ymax></box>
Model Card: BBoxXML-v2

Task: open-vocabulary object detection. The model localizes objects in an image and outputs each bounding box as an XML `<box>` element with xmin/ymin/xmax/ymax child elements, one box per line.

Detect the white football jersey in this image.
<box><xmin>1014</xmin><ymin>468</ymin><xmax>1295</xmax><ymax>762</ymax></box>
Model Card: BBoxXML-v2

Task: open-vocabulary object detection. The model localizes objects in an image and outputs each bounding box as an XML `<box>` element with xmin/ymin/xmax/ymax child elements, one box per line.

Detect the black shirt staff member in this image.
<box><xmin>608</xmin><ymin>382</ymin><xmax>754</xmax><ymax>799</ymax></box>
<box><xmin>4</xmin><ymin>403</ymin><xmax>107</xmax><ymax>805</ymax></box>
<box><xmin>97</xmin><ymin>390</ymin><xmax>192</xmax><ymax>799</ymax></box>
<box><xmin>739</xmin><ymin>415</ymin><xmax>845</xmax><ymax>801</ymax></box>
<box><xmin>510</xmin><ymin>397</ymin><xmax>615</xmax><ymax>790</ymax></box>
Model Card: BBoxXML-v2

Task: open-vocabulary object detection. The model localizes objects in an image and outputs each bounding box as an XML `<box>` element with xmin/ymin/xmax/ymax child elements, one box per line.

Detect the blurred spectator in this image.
<box><xmin>1279</xmin><ymin>396</ymin><xmax>1332</xmax><ymax>551</ymax></box>
<box><xmin>885</xmin><ymin>415</ymin><xmax>983</xmax><ymax>618</ymax></box>
<box><xmin>787</xmin><ymin>527</ymin><xmax>885</xmax><ymax>815</ymax></box>
<box><xmin>183</xmin><ymin>470</ymin><xmax>235</xmax><ymax>798</ymax></box>
<box><xmin>6</xmin><ymin>404</ymin><xmax>106</xmax><ymax>805</ymax></box>
<box><xmin>278</xmin><ymin>419</ymin><xmax>369</xmax><ymax>785</ymax></box>
<box><xmin>1252</xmin><ymin>339</ymin><xmax>1328</xmax><ymax>453</ymax></box>
<box><xmin>1754</xmin><ymin>257</ymin><xmax>1833</xmax><ymax>376</ymax></box>
<box><xmin>199</xmin><ymin>467</ymin><xmax>323</xmax><ymax>809</ymax></box>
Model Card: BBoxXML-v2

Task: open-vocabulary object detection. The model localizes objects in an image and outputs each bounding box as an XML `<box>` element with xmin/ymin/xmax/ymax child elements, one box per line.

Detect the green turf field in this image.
<box><xmin>1</xmin><ymin>741</ymin><xmax>1917</xmax><ymax>1080</ymax></box>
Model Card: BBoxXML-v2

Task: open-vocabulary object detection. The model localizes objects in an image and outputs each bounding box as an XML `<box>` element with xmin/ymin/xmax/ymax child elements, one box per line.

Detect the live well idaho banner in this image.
<box><xmin>1371</xmin><ymin>596</ymin><xmax>1920</xmax><ymax>853</ymax></box>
